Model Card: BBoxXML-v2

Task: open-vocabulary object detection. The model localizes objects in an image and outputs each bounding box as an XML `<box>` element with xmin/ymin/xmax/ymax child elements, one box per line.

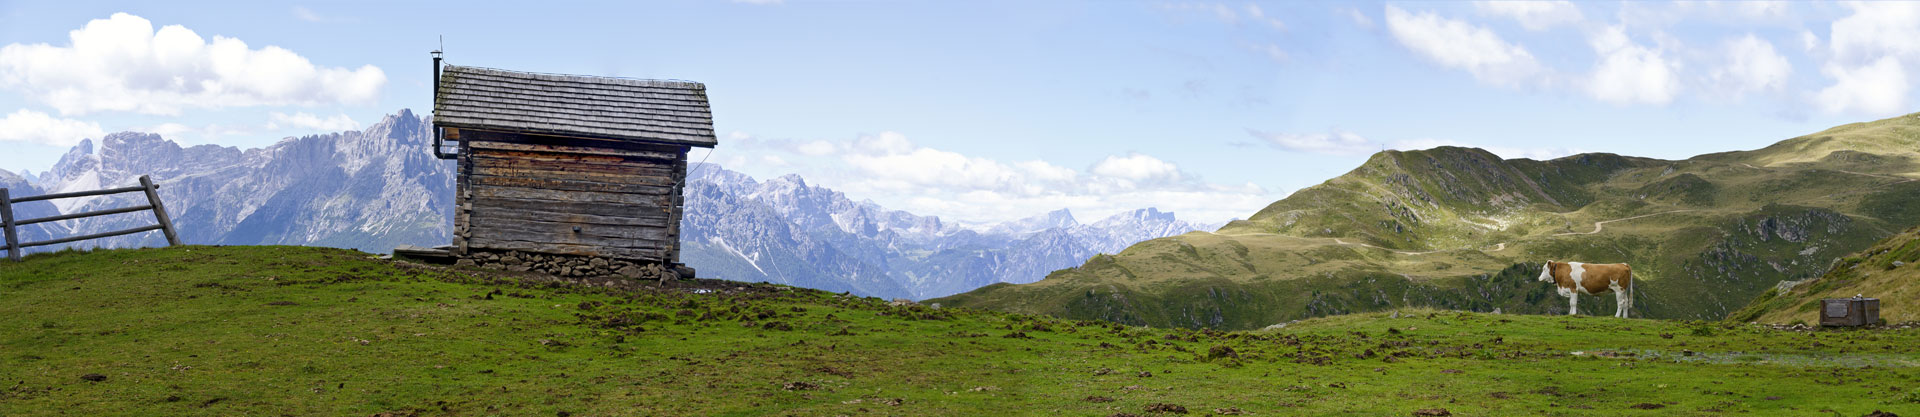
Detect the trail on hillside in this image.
<box><xmin>1328</xmin><ymin>209</ymin><xmax>1690</xmax><ymax>256</ymax></box>
<box><xmin>1745</xmin><ymin>162</ymin><xmax>1917</xmax><ymax>183</ymax></box>
<box><xmin>1331</xmin><ymin>238</ymin><xmax>1451</xmax><ymax>256</ymax></box>
<box><xmin>1552</xmin><ymin>210</ymin><xmax>1694</xmax><ymax>236</ymax></box>
<box><xmin>1835</xmin><ymin>170</ymin><xmax>1916</xmax><ymax>182</ymax></box>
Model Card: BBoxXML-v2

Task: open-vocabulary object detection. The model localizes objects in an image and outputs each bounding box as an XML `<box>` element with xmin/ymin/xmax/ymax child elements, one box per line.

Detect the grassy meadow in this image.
<box><xmin>3</xmin><ymin>245</ymin><xmax>1917</xmax><ymax>416</ymax></box>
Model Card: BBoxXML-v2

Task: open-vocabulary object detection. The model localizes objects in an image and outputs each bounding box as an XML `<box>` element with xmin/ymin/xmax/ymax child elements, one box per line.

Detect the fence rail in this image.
<box><xmin>1</xmin><ymin>174</ymin><xmax>180</xmax><ymax>261</ymax></box>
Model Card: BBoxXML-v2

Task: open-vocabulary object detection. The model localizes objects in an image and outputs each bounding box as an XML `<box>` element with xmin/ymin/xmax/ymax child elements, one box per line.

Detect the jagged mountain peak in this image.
<box><xmin>770</xmin><ymin>173</ymin><xmax>808</xmax><ymax>186</ymax></box>
<box><xmin>1044</xmin><ymin>208</ymin><xmax>1075</xmax><ymax>222</ymax></box>
<box><xmin>990</xmin><ymin>208</ymin><xmax>1079</xmax><ymax>236</ymax></box>
<box><xmin>1097</xmin><ymin>207</ymin><xmax>1173</xmax><ymax>224</ymax></box>
<box><xmin>101</xmin><ymin>131</ymin><xmax>170</xmax><ymax>149</ymax></box>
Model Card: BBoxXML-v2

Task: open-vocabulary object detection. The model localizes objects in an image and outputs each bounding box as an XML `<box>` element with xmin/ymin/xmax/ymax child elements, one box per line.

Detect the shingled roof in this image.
<box><xmin>433</xmin><ymin>65</ymin><xmax>716</xmax><ymax>147</ymax></box>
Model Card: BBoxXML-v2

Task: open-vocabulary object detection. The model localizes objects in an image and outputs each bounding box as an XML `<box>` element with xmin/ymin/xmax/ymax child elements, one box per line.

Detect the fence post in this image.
<box><xmin>138</xmin><ymin>175</ymin><xmax>181</xmax><ymax>247</ymax></box>
<box><xmin>2</xmin><ymin>188</ymin><xmax>18</xmax><ymax>261</ymax></box>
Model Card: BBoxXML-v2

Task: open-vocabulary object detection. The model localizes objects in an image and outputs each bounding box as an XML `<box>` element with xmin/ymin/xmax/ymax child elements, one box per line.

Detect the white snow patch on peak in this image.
<box><xmin>51</xmin><ymin>169</ymin><xmax>103</xmax><ymax>214</ymax></box>
<box><xmin>708</xmin><ymin>236</ymin><xmax>767</xmax><ymax>276</ymax></box>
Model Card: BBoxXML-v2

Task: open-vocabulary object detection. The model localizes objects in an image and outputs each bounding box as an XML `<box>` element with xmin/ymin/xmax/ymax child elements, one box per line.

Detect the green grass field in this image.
<box><xmin>4</xmin><ymin>245</ymin><xmax>1917</xmax><ymax>416</ymax></box>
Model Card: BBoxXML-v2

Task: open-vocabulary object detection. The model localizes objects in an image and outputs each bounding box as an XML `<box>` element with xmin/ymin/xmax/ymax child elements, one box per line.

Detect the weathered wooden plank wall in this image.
<box><xmin>454</xmin><ymin>129</ymin><xmax>690</xmax><ymax>264</ymax></box>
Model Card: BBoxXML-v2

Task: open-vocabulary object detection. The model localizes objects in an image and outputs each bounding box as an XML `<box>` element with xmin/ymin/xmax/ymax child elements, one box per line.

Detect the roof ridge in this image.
<box><xmin>434</xmin><ymin>64</ymin><xmax>717</xmax><ymax>147</ymax></box>
<box><xmin>443</xmin><ymin>65</ymin><xmax>705</xmax><ymax>90</ymax></box>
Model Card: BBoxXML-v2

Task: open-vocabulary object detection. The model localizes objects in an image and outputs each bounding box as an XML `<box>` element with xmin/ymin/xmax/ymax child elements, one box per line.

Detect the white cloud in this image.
<box><xmin>1017</xmin><ymin>160</ymin><xmax>1080</xmax><ymax>183</ymax></box>
<box><xmin>1827</xmin><ymin>1</ymin><xmax>1920</xmax><ymax>64</ymax></box>
<box><xmin>1799</xmin><ymin>30</ymin><xmax>1820</xmax><ymax>54</ymax></box>
<box><xmin>0</xmin><ymin>13</ymin><xmax>386</xmax><ymax>116</ymax></box>
<box><xmin>1585</xmin><ymin>25</ymin><xmax>1681</xmax><ymax>105</ymax></box>
<box><xmin>267</xmin><ymin>111</ymin><xmax>359</xmax><ymax>131</ymax></box>
<box><xmin>0</xmin><ymin>109</ymin><xmax>103</xmax><ymax>146</ymax></box>
<box><xmin>1384</xmin><ymin>5</ymin><xmax>1544</xmax><ymax>87</ymax></box>
<box><xmin>795</xmin><ymin>140</ymin><xmax>837</xmax><ymax>156</ymax></box>
<box><xmin>835</xmin><ymin>132</ymin><xmax>1081</xmax><ymax>197</ymax></box>
<box><xmin>139</xmin><ymin>123</ymin><xmax>194</xmax><ymax>138</ymax></box>
<box><xmin>1246</xmin><ymin>128</ymin><xmax>1376</xmax><ymax>156</ymax></box>
<box><xmin>1251</xmin><ymin>130</ymin><xmax>1583</xmax><ymax>160</ymax></box>
<box><xmin>705</xmin><ymin>130</ymin><xmax>1273</xmax><ymax>224</ymax></box>
<box><xmin>850</xmin><ymin>131</ymin><xmax>916</xmax><ymax>155</ymax></box>
<box><xmin>1815</xmin><ymin>57</ymin><xmax>1909</xmax><ymax>115</ymax></box>
<box><xmin>133</xmin><ymin>122</ymin><xmax>252</xmax><ymax>144</ymax></box>
<box><xmin>1473</xmin><ymin>1</ymin><xmax>1583</xmax><ymax>31</ymax></box>
<box><xmin>1710</xmin><ymin>34</ymin><xmax>1791</xmax><ymax>98</ymax></box>
<box><xmin>1813</xmin><ymin>2</ymin><xmax>1920</xmax><ymax>116</ymax></box>
<box><xmin>1091</xmin><ymin>153</ymin><xmax>1183</xmax><ymax>183</ymax></box>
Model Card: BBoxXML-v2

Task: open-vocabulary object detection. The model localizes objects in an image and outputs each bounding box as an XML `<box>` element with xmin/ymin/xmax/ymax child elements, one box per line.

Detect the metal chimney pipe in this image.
<box><xmin>431</xmin><ymin>50</ymin><xmax>456</xmax><ymax>160</ymax></box>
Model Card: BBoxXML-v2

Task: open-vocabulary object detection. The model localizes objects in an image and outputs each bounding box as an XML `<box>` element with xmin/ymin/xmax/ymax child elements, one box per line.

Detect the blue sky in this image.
<box><xmin>1</xmin><ymin>1</ymin><xmax>1916</xmax><ymax>224</ymax></box>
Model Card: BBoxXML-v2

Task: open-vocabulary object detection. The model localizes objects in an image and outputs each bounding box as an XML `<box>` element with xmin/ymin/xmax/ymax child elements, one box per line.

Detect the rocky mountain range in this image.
<box><xmin>681</xmin><ymin>165</ymin><xmax>1219</xmax><ymax>299</ymax></box>
<box><xmin>1</xmin><ymin>109</ymin><xmax>455</xmax><ymax>254</ymax></box>
<box><xmin>0</xmin><ymin>110</ymin><xmax>1216</xmax><ymax>300</ymax></box>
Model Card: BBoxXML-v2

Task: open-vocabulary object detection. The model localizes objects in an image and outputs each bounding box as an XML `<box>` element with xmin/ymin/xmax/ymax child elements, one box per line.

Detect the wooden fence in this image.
<box><xmin>1</xmin><ymin>174</ymin><xmax>181</xmax><ymax>261</ymax></box>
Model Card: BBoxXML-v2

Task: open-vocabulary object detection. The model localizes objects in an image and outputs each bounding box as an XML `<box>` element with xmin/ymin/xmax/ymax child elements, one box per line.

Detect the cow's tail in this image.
<box><xmin>1627</xmin><ymin>271</ymin><xmax>1636</xmax><ymax>319</ymax></box>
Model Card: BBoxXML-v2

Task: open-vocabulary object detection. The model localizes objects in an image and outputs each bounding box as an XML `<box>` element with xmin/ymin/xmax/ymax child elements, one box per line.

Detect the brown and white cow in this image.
<box><xmin>1537</xmin><ymin>261</ymin><xmax>1635</xmax><ymax>318</ymax></box>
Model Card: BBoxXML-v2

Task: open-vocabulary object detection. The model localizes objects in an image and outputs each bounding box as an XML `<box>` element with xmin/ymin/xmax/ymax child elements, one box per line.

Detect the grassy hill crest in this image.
<box><xmin>935</xmin><ymin>112</ymin><xmax>1920</xmax><ymax>329</ymax></box>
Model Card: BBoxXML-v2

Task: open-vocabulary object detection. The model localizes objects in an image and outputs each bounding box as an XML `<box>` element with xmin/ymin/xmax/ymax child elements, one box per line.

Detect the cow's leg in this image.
<box><xmin>1608</xmin><ymin>282</ymin><xmax>1623</xmax><ymax>318</ymax></box>
<box><xmin>1621</xmin><ymin>286</ymin><xmax>1633</xmax><ymax>318</ymax></box>
<box><xmin>1568</xmin><ymin>295</ymin><xmax>1578</xmax><ymax>316</ymax></box>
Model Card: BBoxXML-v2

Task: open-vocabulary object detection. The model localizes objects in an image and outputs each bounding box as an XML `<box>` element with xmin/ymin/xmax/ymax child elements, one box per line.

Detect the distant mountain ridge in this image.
<box><xmin>681</xmin><ymin>163</ymin><xmax>1220</xmax><ymax>299</ymax></box>
<box><xmin>3</xmin><ymin>109</ymin><xmax>455</xmax><ymax>253</ymax></box>
<box><xmin>0</xmin><ymin>110</ymin><xmax>1215</xmax><ymax>300</ymax></box>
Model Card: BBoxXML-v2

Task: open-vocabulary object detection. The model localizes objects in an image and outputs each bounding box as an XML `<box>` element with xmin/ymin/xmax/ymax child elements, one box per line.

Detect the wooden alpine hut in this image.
<box><xmin>427</xmin><ymin>52</ymin><xmax>715</xmax><ymax>275</ymax></box>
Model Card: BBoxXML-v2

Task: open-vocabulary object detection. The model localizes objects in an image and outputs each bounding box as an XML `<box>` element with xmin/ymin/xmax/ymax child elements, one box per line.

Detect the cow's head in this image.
<box><xmin>1537</xmin><ymin>261</ymin><xmax>1556</xmax><ymax>282</ymax></box>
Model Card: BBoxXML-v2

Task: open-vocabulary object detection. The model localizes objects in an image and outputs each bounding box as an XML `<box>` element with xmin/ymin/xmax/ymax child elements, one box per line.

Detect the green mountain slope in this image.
<box><xmin>1732</xmin><ymin>224</ymin><xmax>1920</xmax><ymax>324</ymax></box>
<box><xmin>5</xmin><ymin>246</ymin><xmax>1920</xmax><ymax>415</ymax></box>
<box><xmin>935</xmin><ymin>113</ymin><xmax>1920</xmax><ymax>329</ymax></box>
